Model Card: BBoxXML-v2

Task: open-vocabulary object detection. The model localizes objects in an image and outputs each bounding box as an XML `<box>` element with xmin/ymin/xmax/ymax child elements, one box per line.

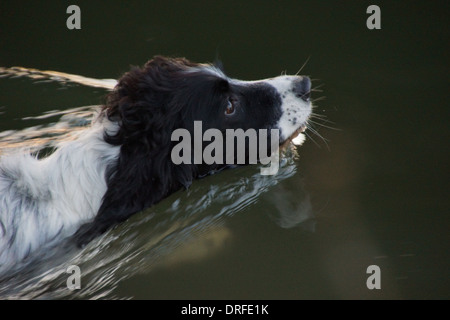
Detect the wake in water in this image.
<box><xmin>0</xmin><ymin>66</ymin><xmax>116</xmax><ymax>155</ymax></box>
<box><xmin>0</xmin><ymin>66</ymin><xmax>117</xmax><ymax>89</ymax></box>
<box><xmin>0</xmin><ymin>153</ymin><xmax>313</xmax><ymax>299</ymax></box>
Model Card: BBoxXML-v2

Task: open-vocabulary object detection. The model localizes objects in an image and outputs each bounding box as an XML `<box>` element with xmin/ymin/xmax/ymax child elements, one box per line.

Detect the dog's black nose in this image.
<box><xmin>293</xmin><ymin>77</ymin><xmax>311</xmax><ymax>102</ymax></box>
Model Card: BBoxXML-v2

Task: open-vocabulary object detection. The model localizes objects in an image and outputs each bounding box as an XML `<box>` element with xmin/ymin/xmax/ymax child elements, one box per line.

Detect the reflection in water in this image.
<box><xmin>265</xmin><ymin>183</ymin><xmax>313</xmax><ymax>230</ymax></box>
<box><xmin>0</xmin><ymin>70</ymin><xmax>313</xmax><ymax>299</ymax></box>
<box><xmin>0</xmin><ymin>144</ymin><xmax>312</xmax><ymax>299</ymax></box>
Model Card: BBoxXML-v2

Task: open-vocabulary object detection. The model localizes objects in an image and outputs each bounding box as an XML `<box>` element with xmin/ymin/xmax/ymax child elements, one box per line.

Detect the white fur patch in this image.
<box><xmin>264</xmin><ymin>76</ymin><xmax>311</xmax><ymax>141</ymax></box>
<box><xmin>0</xmin><ymin>116</ymin><xmax>119</xmax><ymax>270</ymax></box>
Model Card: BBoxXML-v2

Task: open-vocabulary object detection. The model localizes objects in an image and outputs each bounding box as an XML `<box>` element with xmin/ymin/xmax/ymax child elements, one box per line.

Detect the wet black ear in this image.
<box><xmin>74</xmin><ymin>142</ymin><xmax>197</xmax><ymax>247</ymax></box>
<box><xmin>74</xmin><ymin>145</ymin><xmax>168</xmax><ymax>247</ymax></box>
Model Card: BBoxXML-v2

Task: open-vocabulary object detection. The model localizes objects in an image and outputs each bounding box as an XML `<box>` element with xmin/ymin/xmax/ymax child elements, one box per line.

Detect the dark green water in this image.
<box><xmin>0</xmin><ymin>1</ymin><xmax>448</xmax><ymax>299</ymax></box>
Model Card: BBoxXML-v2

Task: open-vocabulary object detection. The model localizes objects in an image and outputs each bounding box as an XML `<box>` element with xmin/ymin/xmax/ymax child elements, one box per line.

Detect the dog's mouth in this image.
<box><xmin>280</xmin><ymin>124</ymin><xmax>307</xmax><ymax>150</ymax></box>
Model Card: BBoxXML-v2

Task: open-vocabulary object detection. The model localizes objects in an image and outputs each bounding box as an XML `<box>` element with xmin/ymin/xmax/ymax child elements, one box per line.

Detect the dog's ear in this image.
<box><xmin>74</xmin><ymin>58</ymin><xmax>197</xmax><ymax>247</ymax></box>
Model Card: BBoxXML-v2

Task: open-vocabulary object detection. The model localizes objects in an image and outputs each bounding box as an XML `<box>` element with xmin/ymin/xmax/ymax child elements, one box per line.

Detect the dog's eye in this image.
<box><xmin>225</xmin><ymin>99</ymin><xmax>235</xmax><ymax>115</ymax></box>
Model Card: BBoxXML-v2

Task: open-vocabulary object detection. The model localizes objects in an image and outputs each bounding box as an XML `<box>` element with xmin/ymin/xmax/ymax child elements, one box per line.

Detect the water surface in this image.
<box><xmin>0</xmin><ymin>0</ymin><xmax>448</xmax><ymax>299</ymax></box>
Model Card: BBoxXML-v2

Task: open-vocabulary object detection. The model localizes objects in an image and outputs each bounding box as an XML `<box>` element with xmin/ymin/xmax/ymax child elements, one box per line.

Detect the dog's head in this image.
<box><xmin>75</xmin><ymin>56</ymin><xmax>311</xmax><ymax>246</ymax></box>
<box><xmin>106</xmin><ymin>56</ymin><xmax>311</xmax><ymax>160</ymax></box>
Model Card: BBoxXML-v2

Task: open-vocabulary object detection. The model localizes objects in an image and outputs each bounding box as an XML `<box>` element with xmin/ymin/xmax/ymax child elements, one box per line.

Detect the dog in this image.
<box><xmin>0</xmin><ymin>56</ymin><xmax>312</xmax><ymax>269</ymax></box>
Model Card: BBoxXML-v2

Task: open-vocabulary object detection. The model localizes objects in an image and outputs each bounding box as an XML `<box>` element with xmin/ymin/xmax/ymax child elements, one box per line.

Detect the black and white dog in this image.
<box><xmin>0</xmin><ymin>56</ymin><xmax>311</xmax><ymax>269</ymax></box>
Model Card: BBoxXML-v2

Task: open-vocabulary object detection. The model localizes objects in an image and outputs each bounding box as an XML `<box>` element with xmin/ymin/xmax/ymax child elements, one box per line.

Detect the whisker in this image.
<box><xmin>311</xmin><ymin>96</ymin><xmax>327</xmax><ymax>103</ymax></box>
<box><xmin>304</xmin><ymin>131</ymin><xmax>322</xmax><ymax>149</ymax></box>
<box><xmin>307</xmin><ymin>125</ymin><xmax>329</xmax><ymax>142</ymax></box>
<box><xmin>295</xmin><ymin>56</ymin><xmax>311</xmax><ymax>76</ymax></box>
<box><xmin>306</xmin><ymin>124</ymin><xmax>331</xmax><ymax>151</ymax></box>
<box><xmin>311</xmin><ymin>83</ymin><xmax>325</xmax><ymax>91</ymax></box>
<box><xmin>310</xmin><ymin>113</ymin><xmax>331</xmax><ymax>122</ymax></box>
<box><xmin>301</xmin><ymin>76</ymin><xmax>334</xmax><ymax>150</ymax></box>
<box><xmin>308</xmin><ymin>119</ymin><xmax>341</xmax><ymax>131</ymax></box>
<box><xmin>309</xmin><ymin>115</ymin><xmax>336</xmax><ymax>125</ymax></box>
